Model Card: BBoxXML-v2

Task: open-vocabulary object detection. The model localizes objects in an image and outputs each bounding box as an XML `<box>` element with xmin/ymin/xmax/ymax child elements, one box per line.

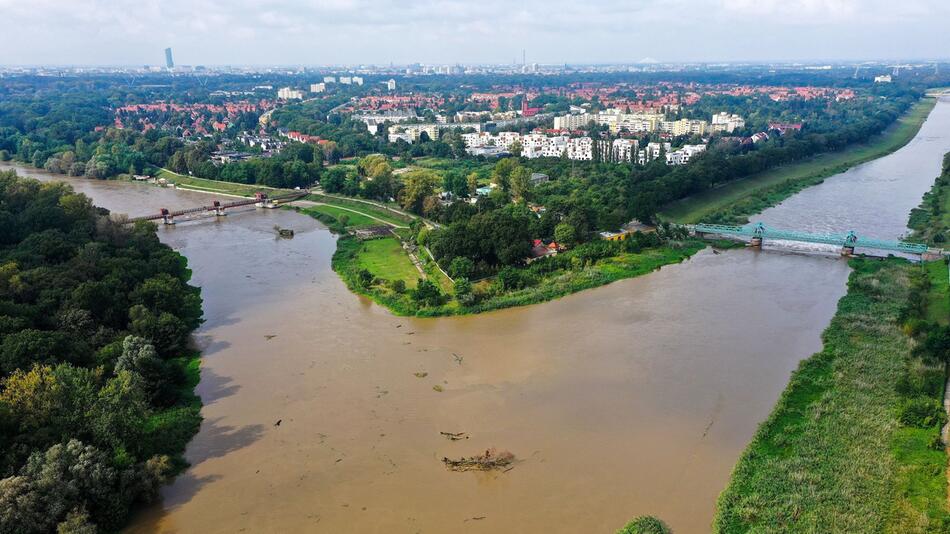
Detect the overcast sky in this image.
<box><xmin>2</xmin><ymin>0</ymin><xmax>948</xmax><ymax>66</ymax></box>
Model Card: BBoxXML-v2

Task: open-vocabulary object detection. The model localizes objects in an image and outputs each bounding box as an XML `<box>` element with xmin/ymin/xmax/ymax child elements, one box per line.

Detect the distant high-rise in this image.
<box><xmin>164</xmin><ymin>48</ymin><xmax>174</xmax><ymax>69</ymax></box>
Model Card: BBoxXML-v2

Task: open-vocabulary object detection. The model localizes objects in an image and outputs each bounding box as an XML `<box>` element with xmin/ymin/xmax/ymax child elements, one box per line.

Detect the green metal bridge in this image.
<box><xmin>693</xmin><ymin>222</ymin><xmax>937</xmax><ymax>256</ymax></box>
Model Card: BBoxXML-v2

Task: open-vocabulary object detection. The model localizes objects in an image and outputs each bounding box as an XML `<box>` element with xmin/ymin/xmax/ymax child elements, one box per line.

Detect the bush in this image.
<box><xmin>898</xmin><ymin>397</ymin><xmax>946</xmax><ymax>428</ymax></box>
<box><xmin>617</xmin><ymin>516</ymin><xmax>672</xmax><ymax>534</ymax></box>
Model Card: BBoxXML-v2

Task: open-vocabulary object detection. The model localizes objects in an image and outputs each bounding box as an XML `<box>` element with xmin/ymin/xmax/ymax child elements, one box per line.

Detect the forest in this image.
<box><xmin>0</xmin><ymin>170</ymin><xmax>204</xmax><ymax>532</ymax></box>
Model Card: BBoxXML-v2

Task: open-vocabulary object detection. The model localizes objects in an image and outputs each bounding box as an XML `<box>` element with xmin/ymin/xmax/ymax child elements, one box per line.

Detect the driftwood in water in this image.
<box><xmin>440</xmin><ymin>431</ymin><xmax>468</xmax><ymax>441</ymax></box>
<box><xmin>442</xmin><ymin>448</ymin><xmax>514</xmax><ymax>471</ymax></box>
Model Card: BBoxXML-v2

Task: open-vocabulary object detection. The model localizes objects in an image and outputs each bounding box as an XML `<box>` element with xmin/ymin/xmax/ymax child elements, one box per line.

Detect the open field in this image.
<box><xmin>714</xmin><ymin>259</ymin><xmax>950</xmax><ymax>533</ymax></box>
<box><xmin>660</xmin><ymin>98</ymin><xmax>938</xmax><ymax>224</ymax></box>
<box><xmin>351</xmin><ymin>237</ymin><xmax>421</xmax><ymax>288</ymax></box>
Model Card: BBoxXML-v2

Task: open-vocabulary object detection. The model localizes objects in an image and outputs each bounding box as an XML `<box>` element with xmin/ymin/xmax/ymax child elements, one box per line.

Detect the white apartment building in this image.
<box><xmin>339</xmin><ymin>76</ymin><xmax>352</xmax><ymax>85</ymax></box>
<box><xmin>277</xmin><ymin>87</ymin><xmax>305</xmax><ymax>100</ymax></box>
<box><xmin>397</xmin><ymin>124</ymin><xmax>439</xmax><ymax>142</ymax></box>
<box><xmin>310</xmin><ymin>83</ymin><xmax>326</xmax><ymax>93</ymax></box>
<box><xmin>611</xmin><ymin>138</ymin><xmax>639</xmax><ymax>162</ymax></box>
<box><xmin>637</xmin><ymin>142</ymin><xmax>672</xmax><ymax>165</ymax></box>
<box><xmin>352</xmin><ymin>76</ymin><xmax>364</xmax><ymax>86</ymax></box>
<box><xmin>666</xmin><ymin>144</ymin><xmax>707</xmax><ymax>165</ymax></box>
<box><xmin>566</xmin><ymin>137</ymin><xmax>593</xmax><ymax>160</ymax></box>
<box><xmin>386</xmin><ymin>79</ymin><xmax>397</xmax><ymax>91</ymax></box>
<box><xmin>461</xmin><ymin>132</ymin><xmax>495</xmax><ymax>148</ymax></box>
<box><xmin>660</xmin><ymin>118</ymin><xmax>708</xmax><ymax>136</ymax></box>
<box><xmin>553</xmin><ymin>113</ymin><xmax>593</xmax><ymax>130</ymax></box>
<box><xmin>874</xmin><ymin>74</ymin><xmax>892</xmax><ymax>83</ymax></box>
<box><xmin>710</xmin><ymin>112</ymin><xmax>746</xmax><ymax>133</ymax></box>
<box><xmin>323</xmin><ymin>76</ymin><xmax>336</xmax><ymax>83</ymax></box>
<box><xmin>497</xmin><ymin>131</ymin><xmax>522</xmax><ymax>149</ymax></box>
<box><xmin>615</xmin><ymin>113</ymin><xmax>664</xmax><ymax>134</ymax></box>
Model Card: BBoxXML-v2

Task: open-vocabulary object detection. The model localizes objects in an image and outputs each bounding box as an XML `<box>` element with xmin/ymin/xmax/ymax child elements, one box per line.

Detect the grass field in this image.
<box><xmin>154</xmin><ymin>168</ymin><xmax>268</xmax><ymax>196</ymax></box>
<box><xmin>660</xmin><ymin>98</ymin><xmax>938</xmax><ymax>224</ymax></box>
<box><xmin>307</xmin><ymin>193</ymin><xmax>413</xmax><ymax>227</ymax></box>
<box><xmin>300</xmin><ymin>205</ymin><xmax>380</xmax><ymax>228</ymax></box>
<box><xmin>714</xmin><ymin>259</ymin><xmax>950</xmax><ymax>533</ymax></box>
<box><xmin>352</xmin><ymin>237</ymin><xmax>421</xmax><ymax>288</ymax></box>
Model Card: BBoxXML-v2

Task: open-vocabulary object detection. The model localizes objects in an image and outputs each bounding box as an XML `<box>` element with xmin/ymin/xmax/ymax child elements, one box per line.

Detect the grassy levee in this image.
<box><xmin>154</xmin><ymin>168</ymin><xmax>271</xmax><ymax>196</ymax></box>
<box><xmin>307</xmin><ymin>193</ymin><xmax>413</xmax><ymax>227</ymax></box>
<box><xmin>714</xmin><ymin>258</ymin><xmax>949</xmax><ymax>533</ymax></box>
<box><xmin>660</xmin><ymin>98</ymin><xmax>937</xmax><ymax>224</ymax></box>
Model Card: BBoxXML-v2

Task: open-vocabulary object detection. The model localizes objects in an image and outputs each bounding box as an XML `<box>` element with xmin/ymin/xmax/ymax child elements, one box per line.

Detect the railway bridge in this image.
<box><xmin>693</xmin><ymin>222</ymin><xmax>944</xmax><ymax>258</ymax></box>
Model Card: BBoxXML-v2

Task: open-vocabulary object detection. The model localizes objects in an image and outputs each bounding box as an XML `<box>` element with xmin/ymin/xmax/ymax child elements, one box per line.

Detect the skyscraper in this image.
<box><xmin>164</xmin><ymin>48</ymin><xmax>174</xmax><ymax>69</ymax></box>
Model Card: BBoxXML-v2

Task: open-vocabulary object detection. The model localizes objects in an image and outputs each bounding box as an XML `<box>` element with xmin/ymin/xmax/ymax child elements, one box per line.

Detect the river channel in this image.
<box><xmin>4</xmin><ymin>97</ymin><xmax>948</xmax><ymax>534</ymax></box>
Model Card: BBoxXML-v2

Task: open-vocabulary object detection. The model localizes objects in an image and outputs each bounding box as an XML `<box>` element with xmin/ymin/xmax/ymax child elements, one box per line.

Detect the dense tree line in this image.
<box><xmin>0</xmin><ymin>171</ymin><xmax>203</xmax><ymax>532</ymax></box>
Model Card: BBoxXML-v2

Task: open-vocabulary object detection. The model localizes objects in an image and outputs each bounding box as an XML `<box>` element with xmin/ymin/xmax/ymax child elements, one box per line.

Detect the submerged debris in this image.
<box><xmin>414</xmin><ymin>372</ymin><xmax>428</xmax><ymax>378</ymax></box>
<box><xmin>440</xmin><ymin>431</ymin><xmax>469</xmax><ymax>441</ymax></box>
<box><xmin>432</xmin><ymin>385</ymin><xmax>444</xmax><ymax>392</ymax></box>
<box><xmin>442</xmin><ymin>448</ymin><xmax>514</xmax><ymax>472</ymax></box>
<box><xmin>273</xmin><ymin>225</ymin><xmax>295</xmax><ymax>238</ymax></box>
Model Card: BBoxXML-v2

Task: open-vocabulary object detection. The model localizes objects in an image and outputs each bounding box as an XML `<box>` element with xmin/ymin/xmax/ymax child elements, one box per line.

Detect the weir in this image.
<box><xmin>127</xmin><ymin>190</ymin><xmax>309</xmax><ymax>225</ymax></box>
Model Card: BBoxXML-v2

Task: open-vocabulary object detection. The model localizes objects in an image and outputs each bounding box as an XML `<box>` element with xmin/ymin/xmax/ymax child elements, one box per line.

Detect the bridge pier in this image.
<box><xmin>160</xmin><ymin>209</ymin><xmax>175</xmax><ymax>225</ymax></box>
<box><xmin>841</xmin><ymin>246</ymin><xmax>855</xmax><ymax>256</ymax></box>
<box><xmin>750</xmin><ymin>236</ymin><xmax>762</xmax><ymax>248</ymax></box>
<box><xmin>212</xmin><ymin>201</ymin><xmax>227</xmax><ymax>216</ymax></box>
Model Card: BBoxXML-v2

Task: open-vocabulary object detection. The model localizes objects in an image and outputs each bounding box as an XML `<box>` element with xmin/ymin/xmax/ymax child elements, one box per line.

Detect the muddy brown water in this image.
<box><xmin>3</xmin><ymin>99</ymin><xmax>948</xmax><ymax>534</ymax></box>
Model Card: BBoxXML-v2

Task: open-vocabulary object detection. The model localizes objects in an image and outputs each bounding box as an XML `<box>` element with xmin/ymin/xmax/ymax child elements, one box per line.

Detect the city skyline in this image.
<box><xmin>1</xmin><ymin>0</ymin><xmax>948</xmax><ymax>66</ymax></box>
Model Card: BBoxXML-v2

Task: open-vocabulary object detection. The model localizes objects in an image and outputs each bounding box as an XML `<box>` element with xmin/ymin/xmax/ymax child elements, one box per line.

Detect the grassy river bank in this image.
<box><xmin>714</xmin><ymin>152</ymin><xmax>950</xmax><ymax>533</ymax></box>
<box><xmin>660</xmin><ymin>97</ymin><xmax>938</xmax><ymax>225</ymax></box>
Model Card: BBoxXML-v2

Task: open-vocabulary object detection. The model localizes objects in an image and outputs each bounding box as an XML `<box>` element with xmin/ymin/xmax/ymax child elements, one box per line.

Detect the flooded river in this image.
<box><xmin>3</xmin><ymin>98</ymin><xmax>948</xmax><ymax>534</ymax></box>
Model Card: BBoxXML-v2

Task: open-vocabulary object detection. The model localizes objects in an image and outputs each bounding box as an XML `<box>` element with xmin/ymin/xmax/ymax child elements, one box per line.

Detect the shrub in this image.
<box><xmin>617</xmin><ymin>516</ymin><xmax>672</xmax><ymax>534</ymax></box>
<box><xmin>898</xmin><ymin>397</ymin><xmax>946</xmax><ymax>428</ymax></box>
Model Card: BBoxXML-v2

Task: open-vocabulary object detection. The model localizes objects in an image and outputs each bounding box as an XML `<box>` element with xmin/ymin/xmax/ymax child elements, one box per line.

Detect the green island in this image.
<box><xmin>714</xmin><ymin>155</ymin><xmax>950</xmax><ymax>533</ymax></box>
<box><xmin>660</xmin><ymin>97</ymin><xmax>938</xmax><ymax>224</ymax></box>
<box><xmin>0</xmin><ymin>170</ymin><xmax>204</xmax><ymax>531</ymax></box>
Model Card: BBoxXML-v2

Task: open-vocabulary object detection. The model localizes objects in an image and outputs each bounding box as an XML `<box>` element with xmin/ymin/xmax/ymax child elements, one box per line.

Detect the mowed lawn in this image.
<box><xmin>354</xmin><ymin>237</ymin><xmax>421</xmax><ymax>288</ymax></box>
<box><xmin>660</xmin><ymin>98</ymin><xmax>937</xmax><ymax>223</ymax></box>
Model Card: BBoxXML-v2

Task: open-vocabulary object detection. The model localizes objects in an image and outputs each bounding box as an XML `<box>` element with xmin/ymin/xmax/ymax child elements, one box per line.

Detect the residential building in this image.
<box><xmin>666</xmin><ymin>144</ymin><xmax>707</xmax><ymax>165</ymax></box>
<box><xmin>352</xmin><ymin>76</ymin><xmax>364</xmax><ymax>86</ymax></box>
<box><xmin>277</xmin><ymin>87</ymin><xmax>305</xmax><ymax>100</ymax></box>
<box><xmin>323</xmin><ymin>76</ymin><xmax>336</xmax><ymax>83</ymax></box>
<box><xmin>611</xmin><ymin>138</ymin><xmax>638</xmax><ymax>162</ymax></box>
<box><xmin>615</xmin><ymin>113</ymin><xmax>664</xmax><ymax>134</ymax></box>
<box><xmin>385</xmin><ymin>79</ymin><xmax>396</xmax><ymax>91</ymax></box>
<box><xmin>339</xmin><ymin>76</ymin><xmax>352</xmax><ymax>85</ymax></box>
<box><xmin>710</xmin><ymin>112</ymin><xmax>746</xmax><ymax>133</ymax></box>
<box><xmin>874</xmin><ymin>74</ymin><xmax>892</xmax><ymax>83</ymax></box>
<box><xmin>553</xmin><ymin>113</ymin><xmax>592</xmax><ymax>130</ymax></box>
<box><xmin>660</xmin><ymin>118</ymin><xmax>708</xmax><ymax>136</ymax></box>
<box><xmin>310</xmin><ymin>83</ymin><xmax>326</xmax><ymax>93</ymax></box>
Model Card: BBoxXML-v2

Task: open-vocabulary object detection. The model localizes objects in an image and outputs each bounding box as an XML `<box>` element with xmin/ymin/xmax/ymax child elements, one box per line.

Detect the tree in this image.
<box><xmin>466</xmin><ymin>172</ymin><xmax>479</xmax><ymax>197</ymax></box>
<box><xmin>491</xmin><ymin>158</ymin><xmax>520</xmax><ymax>191</ymax></box>
<box><xmin>448</xmin><ymin>257</ymin><xmax>475</xmax><ymax>279</ymax></box>
<box><xmin>411</xmin><ymin>279</ymin><xmax>443</xmax><ymax>307</ymax></box>
<box><xmin>508</xmin><ymin>140</ymin><xmax>523</xmax><ymax>157</ymax></box>
<box><xmin>554</xmin><ymin>223</ymin><xmax>578</xmax><ymax>249</ymax></box>
<box><xmin>510</xmin><ymin>167</ymin><xmax>531</xmax><ymax>202</ymax></box>
<box><xmin>453</xmin><ymin>277</ymin><xmax>474</xmax><ymax>305</ymax></box>
<box><xmin>399</xmin><ymin>170</ymin><xmax>440</xmax><ymax>214</ymax></box>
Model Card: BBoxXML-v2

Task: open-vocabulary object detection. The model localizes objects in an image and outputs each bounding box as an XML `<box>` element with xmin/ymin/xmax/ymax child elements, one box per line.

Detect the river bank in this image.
<box><xmin>713</xmin><ymin>257</ymin><xmax>949</xmax><ymax>533</ymax></box>
<box><xmin>714</xmin><ymin>146</ymin><xmax>950</xmax><ymax>533</ymax></box>
<box><xmin>660</xmin><ymin>97</ymin><xmax>938</xmax><ymax>225</ymax></box>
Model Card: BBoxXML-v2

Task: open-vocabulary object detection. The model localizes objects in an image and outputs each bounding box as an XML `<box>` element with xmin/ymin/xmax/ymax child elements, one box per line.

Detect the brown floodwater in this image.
<box><xmin>3</xmin><ymin>99</ymin><xmax>946</xmax><ymax>534</ymax></box>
